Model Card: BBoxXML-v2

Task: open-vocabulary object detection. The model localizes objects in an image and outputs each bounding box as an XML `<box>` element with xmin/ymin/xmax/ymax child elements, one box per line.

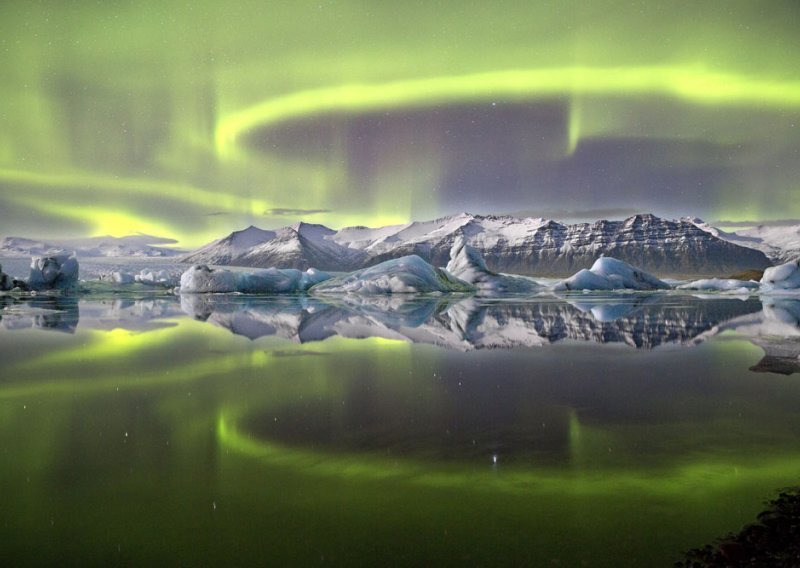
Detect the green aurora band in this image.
<box><xmin>1</xmin><ymin>1</ymin><xmax>799</xmax><ymax>246</ymax></box>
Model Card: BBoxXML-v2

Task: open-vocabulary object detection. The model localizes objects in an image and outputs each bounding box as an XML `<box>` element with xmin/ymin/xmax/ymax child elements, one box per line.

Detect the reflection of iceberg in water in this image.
<box><xmin>0</xmin><ymin>297</ymin><xmax>183</xmax><ymax>333</ymax></box>
<box><xmin>180</xmin><ymin>294</ymin><xmax>764</xmax><ymax>351</ymax></box>
<box><xmin>0</xmin><ymin>296</ymin><xmax>79</xmax><ymax>333</ymax></box>
<box><xmin>702</xmin><ymin>298</ymin><xmax>800</xmax><ymax>375</ymax></box>
<box><xmin>3</xmin><ymin>293</ymin><xmax>794</xmax><ymax>370</ymax></box>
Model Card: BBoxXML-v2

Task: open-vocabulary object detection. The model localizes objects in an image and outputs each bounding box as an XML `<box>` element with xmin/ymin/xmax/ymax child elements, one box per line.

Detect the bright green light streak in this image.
<box><xmin>16</xmin><ymin>326</ymin><xmax>182</xmax><ymax>370</ymax></box>
<box><xmin>7</xmin><ymin>196</ymin><xmax>181</xmax><ymax>241</ymax></box>
<box><xmin>568</xmin><ymin>95</ymin><xmax>583</xmax><ymax>154</ymax></box>
<box><xmin>0</xmin><ymin>326</ymin><xmax>407</xmax><ymax>400</ymax></box>
<box><xmin>0</xmin><ymin>345</ymin><xmax>265</xmax><ymax>400</ymax></box>
<box><xmin>1</xmin><ymin>166</ymin><xmax>415</xmax><ymax>242</ymax></box>
<box><xmin>217</xmin><ymin>409</ymin><xmax>800</xmax><ymax>496</ymax></box>
<box><xmin>0</xmin><ymin>167</ymin><xmax>271</xmax><ymax>245</ymax></box>
<box><xmin>216</xmin><ymin>66</ymin><xmax>800</xmax><ymax>156</ymax></box>
<box><xmin>0</xmin><ymin>167</ymin><xmax>264</xmax><ymax>212</ymax></box>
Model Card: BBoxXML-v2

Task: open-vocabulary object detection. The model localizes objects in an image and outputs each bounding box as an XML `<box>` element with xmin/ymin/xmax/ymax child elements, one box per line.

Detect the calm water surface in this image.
<box><xmin>1</xmin><ymin>292</ymin><xmax>799</xmax><ymax>565</ymax></box>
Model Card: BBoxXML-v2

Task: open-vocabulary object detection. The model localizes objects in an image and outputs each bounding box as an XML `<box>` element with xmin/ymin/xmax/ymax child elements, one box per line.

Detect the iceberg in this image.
<box><xmin>677</xmin><ymin>278</ymin><xmax>760</xmax><ymax>292</ymax></box>
<box><xmin>760</xmin><ymin>258</ymin><xmax>800</xmax><ymax>290</ymax></box>
<box><xmin>100</xmin><ymin>269</ymin><xmax>180</xmax><ymax>287</ymax></box>
<box><xmin>446</xmin><ymin>236</ymin><xmax>541</xmax><ymax>295</ymax></box>
<box><xmin>553</xmin><ymin>257</ymin><xmax>670</xmax><ymax>291</ymax></box>
<box><xmin>27</xmin><ymin>252</ymin><xmax>79</xmax><ymax>291</ymax></box>
<box><xmin>0</xmin><ymin>264</ymin><xmax>12</xmax><ymax>291</ymax></box>
<box><xmin>179</xmin><ymin>265</ymin><xmax>238</xmax><ymax>293</ymax></box>
<box><xmin>179</xmin><ymin>264</ymin><xmax>331</xmax><ymax>294</ymax></box>
<box><xmin>110</xmin><ymin>271</ymin><xmax>135</xmax><ymax>284</ymax></box>
<box><xmin>236</xmin><ymin>267</ymin><xmax>331</xmax><ymax>293</ymax></box>
<box><xmin>134</xmin><ymin>269</ymin><xmax>180</xmax><ymax>287</ymax></box>
<box><xmin>310</xmin><ymin>255</ymin><xmax>473</xmax><ymax>294</ymax></box>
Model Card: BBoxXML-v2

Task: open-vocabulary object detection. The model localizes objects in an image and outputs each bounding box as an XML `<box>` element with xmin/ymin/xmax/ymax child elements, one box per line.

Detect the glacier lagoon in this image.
<box><xmin>1</xmin><ymin>287</ymin><xmax>800</xmax><ymax>565</ymax></box>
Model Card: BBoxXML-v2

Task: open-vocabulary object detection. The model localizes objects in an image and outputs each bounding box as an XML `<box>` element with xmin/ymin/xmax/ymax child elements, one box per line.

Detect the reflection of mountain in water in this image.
<box><xmin>180</xmin><ymin>294</ymin><xmax>764</xmax><ymax>351</ymax></box>
<box><xmin>3</xmin><ymin>294</ymin><xmax>797</xmax><ymax>373</ymax></box>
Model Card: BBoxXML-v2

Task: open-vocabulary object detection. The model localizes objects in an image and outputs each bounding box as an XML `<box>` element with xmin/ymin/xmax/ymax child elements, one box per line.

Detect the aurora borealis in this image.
<box><xmin>2</xmin><ymin>1</ymin><xmax>799</xmax><ymax>247</ymax></box>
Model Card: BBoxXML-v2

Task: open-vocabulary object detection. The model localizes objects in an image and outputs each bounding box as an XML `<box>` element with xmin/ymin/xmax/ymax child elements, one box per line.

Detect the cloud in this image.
<box><xmin>501</xmin><ymin>207</ymin><xmax>647</xmax><ymax>221</ymax></box>
<box><xmin>265</xmin><ymin>207</ymin><xmax>331</xmax><ymax>216</ymax></box>
<box><xmin>711</xmin><ymin>219</ymin><xmax>800</xmax><ymax>228</ymax></box>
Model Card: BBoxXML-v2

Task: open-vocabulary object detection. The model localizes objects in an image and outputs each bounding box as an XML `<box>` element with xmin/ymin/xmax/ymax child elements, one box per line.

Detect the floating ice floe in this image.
<box><xmin>760</xmin><ymin>258</ymin><xmax>800</xmax><ymax>291</ymax></box>
<box><xmin>677</xmin><ymin>278</ymin><xmax>760</xmax><ymax>292</ymax></box>
<box><xmin>179</xmin><ymin>265</ymin><xmax>331</xmax><ymax>294</ymax></box>
<box><xmin>27</xmin><ymin>252</ymin><xmax>79</xmax><ymax>291</ymax></box>
<box><xmin>553</xmin><ymin>257</ymin><xmax>670</xmax><ymax>291</ymax></box>
<box><xmin>446</xmin><ymin>236</ymin><xmax>541</xmax><ymax>295</ymax></box>
<box><xmin>310</xmin><ymin>255</ymin><xmax>473</xmax><ymax>294</ymax></box>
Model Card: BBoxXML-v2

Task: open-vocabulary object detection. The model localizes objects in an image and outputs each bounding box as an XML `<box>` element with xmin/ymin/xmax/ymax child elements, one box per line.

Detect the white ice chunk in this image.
<box><xmin>135</xmin><ymin>269</ymin><xmax>180</xmax><ymax>287</ymax></box>
<box><xmin>761</xmin><ymin>258</ymin><xmax>800</xmax><ymax>290</ymax></box>
<box><xmin>112</xmin><ymin>271</ymin><xmax>135</xmax><ymax>284</ymax></box>
<box><xmin>678</xmin><ymin>278</ymin><xmax>760</xmax><ymax>292</ymax></box>
<box><xmin>28</xmin><ymin>252</ymin><xmax>79</xmax><ymax>291</ymax></box>
<box><xmin>179</xmin><ymin>265</ymin><xmax>331</xmax><ymax>294</ymax></box>
<box><xmin>555</xmin><ymin>269</ymin><xmax>615</xmax><ymax>291</ymax></box>
<box><xmin>553</xmin><ymin>257</ymin><xmax>669</xmax><ymax>291</ymax></box>
<box><xmin>311</xmin><ymin>255</ymin><xmax>473</xmax><ymax>294</ymax></box>
<box><xmin>179</xmin><ymin>265</ymin><xmax>238</xmax><ymax>293</ymax></box>
<box><xmin>446</xmin><ymin>236</ymin><xmax>541</xmax><ymax>295</ymax></box>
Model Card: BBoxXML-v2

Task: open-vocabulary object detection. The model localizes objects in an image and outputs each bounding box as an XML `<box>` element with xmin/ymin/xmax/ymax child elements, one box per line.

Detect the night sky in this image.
<box><xmin>1</xmin><ymin>1</ymin><xmax>799</xmax><ymax>247</ymax></box>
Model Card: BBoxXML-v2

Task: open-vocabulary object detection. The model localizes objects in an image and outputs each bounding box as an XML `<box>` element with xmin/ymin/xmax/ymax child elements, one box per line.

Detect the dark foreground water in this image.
<box><xmin>1</xmin><ymin>292</ymin><xmax>799</xmax><ymax>566</ymax></box>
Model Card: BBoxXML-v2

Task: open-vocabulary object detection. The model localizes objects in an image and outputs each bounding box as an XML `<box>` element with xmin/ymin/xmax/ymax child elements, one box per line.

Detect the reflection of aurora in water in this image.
<box><xmin>2</xmin><ymin>293</ymin><xmax>800</xmax><ymax>564</ymax></box>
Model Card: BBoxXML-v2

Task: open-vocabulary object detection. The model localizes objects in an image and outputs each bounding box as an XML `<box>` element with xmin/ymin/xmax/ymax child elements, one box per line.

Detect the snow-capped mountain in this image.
<box><xmin>684</xmin><ymin>218</ymin><xmax>800</xmax><ymax>264</ymax></box>
<box><xmin>0</xmin><ymin>235</ymin><xmax>182</xmax><ymax>257</ymax></box>
<box><xmin>184</xmin><ymin>213</ymin><xmax>773</xmax><ymax>277</ymax></box>
<box><xmin>181</xmin><ymin>222</ymin><xmax>365</xmax><ymax>271</ymax></box>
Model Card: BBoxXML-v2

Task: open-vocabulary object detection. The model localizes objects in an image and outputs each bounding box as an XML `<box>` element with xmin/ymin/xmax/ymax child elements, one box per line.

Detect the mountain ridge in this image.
<box><xmin>180</xmin><ymin>213</ymin><xmax>776</xmax><ymax>277</ymax></box>
<box><xmin>0</xmin><ymin>234</ymin><xmax>183</xmax><ymax>258</ymax></box>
